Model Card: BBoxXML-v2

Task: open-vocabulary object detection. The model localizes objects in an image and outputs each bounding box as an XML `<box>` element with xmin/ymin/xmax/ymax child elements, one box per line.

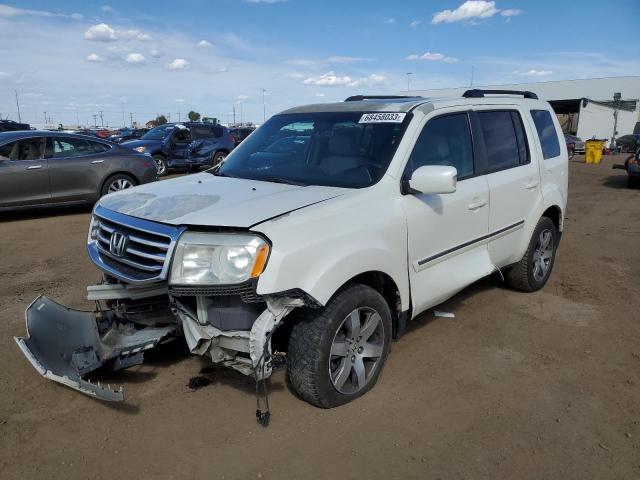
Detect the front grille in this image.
<box><xmin>88</xmin><ymin>205</ymin><xmax>184</xmax><ymax>284</ymax></box>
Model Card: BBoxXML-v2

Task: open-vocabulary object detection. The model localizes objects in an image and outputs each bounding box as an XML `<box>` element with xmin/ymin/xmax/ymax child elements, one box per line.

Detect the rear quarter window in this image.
<box><xmin>531</xmin><ymin>110</ymin><xmax>561</xmax><ymax>159</ymax></box>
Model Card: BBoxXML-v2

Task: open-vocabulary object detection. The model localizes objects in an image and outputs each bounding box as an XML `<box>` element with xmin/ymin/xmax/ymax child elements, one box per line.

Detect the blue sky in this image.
<box><xmin>1</xmin><ymin>0</ymin><xmax>639</xmax><ymax>126</ymax></box>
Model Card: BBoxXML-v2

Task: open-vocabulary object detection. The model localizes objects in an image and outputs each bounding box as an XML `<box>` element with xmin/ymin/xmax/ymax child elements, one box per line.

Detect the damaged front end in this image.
<box><xmin>15</xmin><ymin>279</ymin><xmax>308</xmax><ymax>402</ymax></box>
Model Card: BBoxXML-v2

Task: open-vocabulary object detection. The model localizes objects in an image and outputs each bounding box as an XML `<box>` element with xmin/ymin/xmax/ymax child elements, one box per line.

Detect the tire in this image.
<box><xmin>628</xmin><ymin>176</ymin><xmax>639</xmax><ymax>189</ymax></box>
<box><xmin>506</xmin><ymin>216</ymin><xmax>558</xmax><ymax>292</ymax></box>
<box><xmin>153</xmin><ymin>155</ymin><xmax>167</xmax><ymax>176</ymax></box>
<box><xmin>212</xmin><ymin>151</ymin><xmax>227</xmax><ymax>167</ymax></box>
<box><xmin>287</xmin><ymin>284</ymin><xmax>392</xmax><ymax>408</ymax></box>
<box><xmin>101</xmin><ymin>173</ymin><xmax>137</xmax><ymax>196</ymax></box>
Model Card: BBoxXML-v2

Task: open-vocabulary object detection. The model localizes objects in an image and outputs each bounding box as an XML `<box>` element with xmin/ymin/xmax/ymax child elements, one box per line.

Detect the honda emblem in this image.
<box><xmin>109</xmin><ymin>231</ymin><xmax>128</xmax><ymax>257</ymax></box>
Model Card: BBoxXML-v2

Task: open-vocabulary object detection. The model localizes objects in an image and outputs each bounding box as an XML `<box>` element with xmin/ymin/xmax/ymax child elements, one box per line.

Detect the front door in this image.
<box><xmin>400</xmin><ymin>110</ymin><xmax>492</xmax><ymax>316</ymax></box>
<box><xmin>0</xmin><ymin>137</ymin><xmax>50</xmax><ymax>208</ymax></box>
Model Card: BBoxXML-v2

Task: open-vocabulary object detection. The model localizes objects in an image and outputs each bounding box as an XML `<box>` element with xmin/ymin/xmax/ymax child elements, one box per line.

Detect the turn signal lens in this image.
<box><xmin>251</xmin><ymin>244</ymin><xmax>270</xmax><ymax>278</ymax></box>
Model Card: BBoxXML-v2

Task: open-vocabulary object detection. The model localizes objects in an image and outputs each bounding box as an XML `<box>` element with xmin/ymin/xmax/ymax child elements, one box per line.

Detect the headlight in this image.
<box><xmin>88</xmin><ymin>216</ymin><xmax>100</xmax><ymax>243</ymax></box>
<box><xmin>169</xmin><ymin>232</ymin><xmax>270</xmax><ymax>285</ymax></box>
<box><xmin>134</xmin><ymin>146</ymin><xmax>146</xmax><ymax>153</ymax></box>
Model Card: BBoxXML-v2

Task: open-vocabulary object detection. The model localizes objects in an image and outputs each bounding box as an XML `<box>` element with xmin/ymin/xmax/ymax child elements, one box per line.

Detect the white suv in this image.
<box><xmin>17</xmin><ymin>90</ymin><xmax>568</xmax><ymax>410</ymax></box>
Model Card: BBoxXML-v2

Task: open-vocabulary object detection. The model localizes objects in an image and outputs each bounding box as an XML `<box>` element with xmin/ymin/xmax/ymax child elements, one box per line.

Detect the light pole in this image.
<box><xmin>406</xmin><ymin>72</ymin><xmax>413</xmax><ymax>92</ymax></box>
<box><xmin>611</xmin><ymin>92</ymin><xmax>621</xmax><ymax>150</ymax></box>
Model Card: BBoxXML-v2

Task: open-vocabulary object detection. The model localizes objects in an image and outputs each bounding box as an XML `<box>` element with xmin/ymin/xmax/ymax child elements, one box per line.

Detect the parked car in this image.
<box><xmin>613</xmin><ymin>142</ymin><xmax>640</xmax><ymax>188</ymax></box>
<box><xmin>615</xmin><ymin>134</ymin><xmax>640</xmax><ymax>153</ymax></box>
<box><xmin>0</xmin><ymin>119</ymin><xmax>31</xmax><ymax>132</ymax></box>
<box><xmin>122</xmin><ymin>122</ymin><xmax>235</xmax><ymax>175</ymax></box>
<box><xmin>16</xmin><ymin>90</ymin><xmax>568</xmax><ymax>412</ymax></box>
<box><xmin>0</xmin><ymin>131</ymin><xmax>157</xmax><ymax>211</ymax></box>
<box><xmin>229</xmin><ymin>126</ymin><xmax>256</xmax><ymax>146</ymax></box>
<box><xmin>108</xmin><ymin>128</ymin><xmax>149</xmax><ymax>144</ymax></box>
<box><xmin>564</xmin><ymin>133</ymin><xmax>585</xmax><ymax>157</ymax></box>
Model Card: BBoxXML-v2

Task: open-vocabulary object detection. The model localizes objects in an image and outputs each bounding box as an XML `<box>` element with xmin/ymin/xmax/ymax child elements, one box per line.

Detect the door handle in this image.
<box><xmin>26</xmin><ymin>165</ymin><xmax>43</xmax><ymax>170</ymax></box>
<box><xmin>91</xmin><ymin>159</ymin><xmax>104</xmax><ymax>164</ymax></box>
<box><xmin>524</xmin><ymin>180</ymin><xmax>539</xmax><ymax>189</ymax></box>
<box><xmin>468</xmin><ymin>199</ymin><xmax>487</xmax><ymax>210</ymax></box>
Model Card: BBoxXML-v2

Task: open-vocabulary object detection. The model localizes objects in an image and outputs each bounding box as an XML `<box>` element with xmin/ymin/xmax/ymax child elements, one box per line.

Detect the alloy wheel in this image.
<box><xmin>532</xmin><ymin>229</ymin><xmax>554</xmax><ymax>282</ymax></box>
<box><xmin>329</xmin><ymin>307</ymin><xmax>385</xmax><ymax>394</ymax></box>
<box><xmin>107</xmin><ymin>178</ymin><xmax>134</xmax><ymax>193</ymax></box>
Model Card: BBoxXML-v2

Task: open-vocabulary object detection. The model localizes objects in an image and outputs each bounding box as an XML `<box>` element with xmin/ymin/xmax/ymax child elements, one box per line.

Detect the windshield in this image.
<box><xmin>141</xmin><ymin>125</ymin><xmax>174</xmax><ymax>140</ymax></box>
<box><xmin>216</xmin><ymin>112</ymin><xmax>410</xmax><ymax>188</ymax></box>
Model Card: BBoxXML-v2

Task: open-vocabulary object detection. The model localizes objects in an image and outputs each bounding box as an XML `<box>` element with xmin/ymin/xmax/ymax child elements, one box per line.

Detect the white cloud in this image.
<box><xmin>125</xmin><ymin>53</ymin><xmax>145</xmax><ymax>64</ymax></box>
<box><xmin>405</xmin><ymin>52</ymin><xmax>458</xmax><ymax>63</ymax></box>
<box><xmin>410</xmin><ymin>20</ymin><xmax>421</xmax><ymax>28</ymax></box>
<box><xmin>432</xmin><ymin>1</ymin><xmax>499</xmax><ymax>24</ymax></box>
<box><xmin>327</xmin><ymin>56</ymin><xmax>367</xmax><ymax>64</ymax></box>
<box><xmin>384</xmin><ymin>18</ymin><xmax>396</xmax><ymax>24</ymax></box>
<box><xmin>166</xmin><ymin>58</ymin><xmax>189</xmax><ymax>70</ymax></box>
<box><xmin>101</xmin><ymin>5</ymin><xmax>114</xmax><ymax>13</ymax></box>
<box><xmin>515</xmin><ymin>69</ymin><xmax>553</xmax><ymax>76</ymax></box>
<box><xmin>197</xmin><ymin>39</ymin><xmax>213</xmax><ymax>48</ymax></box>
<box><xmin>302</xmin><ymin>71</ymin><xmax>387</xmax><ymax>88</ymax></box>
<box><xmin>86</xmin><ymin>53</ymin><xmax>104</xmax><ymax>62</ymax></box>
<box><xmin>84</xmin><ymin>23</ymin><xmax>117</xmax><ymax>41</ymax></box>
<box><xmin>84</xmin><ymin>23</ymin><xmax>152</xmax><ymax>42</ymax></box>
<box><xmin>501</xmin><ymin>8</ymin><xmax>522</xmax><ymax>17</ymax></box>
<box><xmin>0</xmin><ymin>4</ymin><xmax>82</xmax><ymax>19</ymax></box>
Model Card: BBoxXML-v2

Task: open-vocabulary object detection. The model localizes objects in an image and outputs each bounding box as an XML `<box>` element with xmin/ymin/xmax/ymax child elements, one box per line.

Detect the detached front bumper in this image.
<box><xmin>15</xmin><ymin>296</ymin><xmax>177</xmax><ymax>401</ymax></box>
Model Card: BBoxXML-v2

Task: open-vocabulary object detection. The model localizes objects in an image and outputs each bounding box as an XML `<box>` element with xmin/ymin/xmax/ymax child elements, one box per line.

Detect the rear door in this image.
<box><xmin>168</xmin><ymin>128</ymin><xmax>191</xmax><ymax>162</ymax></box>
<box><xmin>0</xmin><ymin>137</ymin><xmax>50</xmax><ymax>208</ymax></box>
<box><xmin>46</xmin><ymin>136</ymin><xmax>110</xmax><ymax>202</ymax></box>
<box><xmin>472</xmin><ymin>107</ymin><xmax>543</xmax><ymax>267</ymax></box>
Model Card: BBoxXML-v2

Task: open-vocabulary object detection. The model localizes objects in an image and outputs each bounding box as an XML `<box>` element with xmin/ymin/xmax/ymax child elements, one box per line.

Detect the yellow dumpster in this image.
<box><xmin>585</xmin><ymin>139</ymin><xmax>606</xmax><ymax>164</ymax></box>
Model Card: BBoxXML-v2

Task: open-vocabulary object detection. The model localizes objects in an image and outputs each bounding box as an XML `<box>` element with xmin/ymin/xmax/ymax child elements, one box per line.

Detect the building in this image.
<box><xmin>404</xmin><ymin>76</ymin><xmax>640</xmax><ymax>144</ymax></box>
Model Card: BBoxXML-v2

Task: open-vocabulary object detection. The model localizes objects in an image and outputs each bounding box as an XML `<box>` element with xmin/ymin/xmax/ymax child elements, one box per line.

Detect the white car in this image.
<box><xmin>17</xmin><ymin>89</ymin><xmax>568</xmax><ymax>411</ymax></box>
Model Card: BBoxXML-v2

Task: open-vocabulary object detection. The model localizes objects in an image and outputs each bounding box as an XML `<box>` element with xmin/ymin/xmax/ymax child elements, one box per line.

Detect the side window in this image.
<box><xmin>511</xmin><ymin>112</ymin><xmax>530</xmax><ymax>165</ymax></box>
<box><xmin>0</xmin><ymin>138</ymin><xmax>44</xmax><ymax>160</ymax></box>
<box><xmin>212</xmin><ymin>126</ymin><xmax>224</xmax><ymax>138</ymax></box>
<box><xmin>173</xmin><ymin>129</ymin><xmax>191</xmax><ymax>143</ymax></box>
<box><xmin>407</xmin><ymin>113</ymin><xmax>474</xmax><ymax>179</ymax></box>
<box><xmin>88</xmin><ymin>140</ymin><xmax>110</xmax><ymax>153</ymax></box>
<box><xmin>52</xmin><ymin>137</ymin><xmax>93</xmax><ymax>158</ymax></box>
<box><xmin>191</xmin><ymin>127</ymin><xmax>210</xmax><ymax>139</ymax></box>
<box><xmin>477</xmin><ymin>111</ymin><xmax>521</xmax><ymax>172</ymax></box>
<box><xmin>530</xmin><ymin>109</ymin><xmax>561</xmax><ymax>159</ymax></box>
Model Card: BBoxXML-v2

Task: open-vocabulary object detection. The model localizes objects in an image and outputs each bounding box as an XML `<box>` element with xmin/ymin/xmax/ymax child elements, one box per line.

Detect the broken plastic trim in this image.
<box><xmin>15</xmin><ymin>296</ymin><xmax>177</xmax><ymax>402</ymax></box>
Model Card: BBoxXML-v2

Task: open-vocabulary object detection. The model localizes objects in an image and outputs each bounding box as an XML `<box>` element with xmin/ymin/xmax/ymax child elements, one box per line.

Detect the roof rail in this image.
<box><xmin>462</xmin><ymin>89</ymin><xmax>539</xmax><ymax>100</ymax></box>
<box><xmin>344</xmin><ymin>95</ymin><xmax>422</xmax><ymax>102</ymax></box>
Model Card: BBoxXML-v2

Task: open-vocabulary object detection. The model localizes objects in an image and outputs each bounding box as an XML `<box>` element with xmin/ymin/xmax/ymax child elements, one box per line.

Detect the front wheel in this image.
<box><xmin>287</xmin><ymin>284</ymin><xmax>392</xmax><ymax>408</ymax></box>
<box><xmin>628</xmin><ymin>176</ymin><xmax>639</xmax><ymax>189</ymax></box>
<box><xmin>153</xmin><ymin>155</ymin><xmax>167</xmax><ymax>176</ymax></box>
<box><xmin>506</xmin><ymin>217</ymin><xmax>558</xmax><ymax>292</ymax></box>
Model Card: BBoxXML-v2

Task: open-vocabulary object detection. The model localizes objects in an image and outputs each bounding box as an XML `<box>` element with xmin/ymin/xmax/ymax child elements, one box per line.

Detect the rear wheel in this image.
<box><xmin>506</xmin><ymin>217</ymin><xmax>558</xmax><ymax>292</ymax></box>
<box><xmin>628</xmin><ymin>176</ymin><xmax>639</xmax><ymax>188</ymax></box>
<box><xmin>153</xmin><ymin>155</ymin><xmax>167</xmax><ymax>176</ymax></box>
<box><xmin>101</xmin><ymin>173</ymin><xmax>136</xmax><ymax>196</ymax></box>
<box><xmin>287</xmin><ymin>284</ymin><xmax>392</xmax><ymax>408</ymax></box>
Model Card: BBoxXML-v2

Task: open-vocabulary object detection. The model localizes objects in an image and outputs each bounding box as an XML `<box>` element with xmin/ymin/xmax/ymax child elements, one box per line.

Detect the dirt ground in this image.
<box><xmin>1</xmin><ymin>155</ymin><xmax>639</xmax><ymax>480</ymax></box>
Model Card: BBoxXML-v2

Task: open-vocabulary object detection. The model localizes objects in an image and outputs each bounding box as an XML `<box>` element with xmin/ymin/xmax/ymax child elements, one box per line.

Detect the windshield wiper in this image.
<box><xmin>261</xmin><ymin>177</ymin><xmax>308</xmax><ymax>187</ymax></box>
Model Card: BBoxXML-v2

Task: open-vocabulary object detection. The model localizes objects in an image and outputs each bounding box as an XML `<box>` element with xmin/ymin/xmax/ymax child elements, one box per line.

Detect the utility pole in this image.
<box><xmin>15</xmin><ymin>90</ymin><xmax>21</xmax><ymax>122</ymax></box>
<box><xmin>177</xmin><ymin>111</ymin><xmax>181</xmax><ymax>122</ymax></box>
<box><xmin>76</xmin><ymin>107</ymin><xmax>80</xmax><ymax>126</ymax></box>
<box><xmin>130</xmin><ymin>112</ymin><xmax>133</xmax><ymax>127</ymax></box>
<box><xmin>99</xmin><ymin>110</ymin><xmax>104</xmax><ymax>127</ymax></box>
<box><xmin>262</xmin><ymin>89</ymin><xmax>266</xmax><ymax>123</ymax></box>
<box><xmin>121</xmin><ymin>102</ymin><xmax>125</xmax><ymax>127</ymax></box>
<box><xmin>43</xmin><ymin>111</ymin><xmax>47</xmax><ymax>124</ymax></box>
<box><xmin>611</xmin><ymin>92</ymin><xmax>621</xmax><ymax>150</ymax></box>
<box><xmin>92</xmin><ymin>114</ymin><xmax>98</xmax><ymax>127</ymax></box>
<box><xmin>233</xmin><ymin>103</ymin><xmax>236</xmax><ymax>125</ymax></box>
<box><xmin>406</xmin><ymin>72</ymin><xmax>413</xmax><ymax>92</ymax></box>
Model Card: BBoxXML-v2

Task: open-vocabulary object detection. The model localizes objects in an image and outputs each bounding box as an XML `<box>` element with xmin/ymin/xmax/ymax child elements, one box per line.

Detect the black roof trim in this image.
<box><xmin>462</xmin><ymin>89</ymin><xmax>539</xmax><ymax>100</ymax></box>
<box><xmin>344</xmin><ymin>95</ymin><xmax>423</xmax><ymax>102</ymax></box>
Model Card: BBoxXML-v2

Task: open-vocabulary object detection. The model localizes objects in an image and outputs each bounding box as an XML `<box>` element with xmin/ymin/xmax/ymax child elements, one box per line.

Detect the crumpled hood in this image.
<box><xmin>97</xmin><ymin>172</ymin><xmax>345</xmax><ymax>228</ymax></box>
<box><xmin>121</xmin><ymin>139</ymin><xmax>161</xmax><ymax>150</ymax></box>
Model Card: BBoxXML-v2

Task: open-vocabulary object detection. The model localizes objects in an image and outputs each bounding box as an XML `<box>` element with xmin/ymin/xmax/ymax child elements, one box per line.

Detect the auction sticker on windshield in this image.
<box><xmin>359</xmin><ymin>113</ymin><xmax>406</xmax><ymax>124</ymax></box>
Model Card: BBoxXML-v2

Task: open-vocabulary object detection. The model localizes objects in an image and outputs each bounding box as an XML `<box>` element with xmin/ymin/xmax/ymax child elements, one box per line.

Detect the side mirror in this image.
<box><xmin>405</xmin><ymin>165</ymin><xmax>457</xmax><ymax>195</ymax></box>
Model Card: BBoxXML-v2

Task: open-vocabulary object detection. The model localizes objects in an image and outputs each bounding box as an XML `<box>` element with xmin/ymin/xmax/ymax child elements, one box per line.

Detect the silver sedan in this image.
<box><xmin>0</xmin><ymin>131</ymin><xmax>157</xmax><ymax>211</ymax></box>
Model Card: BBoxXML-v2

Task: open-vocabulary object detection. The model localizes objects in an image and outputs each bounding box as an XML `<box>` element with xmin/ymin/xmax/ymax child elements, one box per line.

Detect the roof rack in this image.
<box><xmin>462</xmin><ymin>89</ymin><xmax>538</xmax><ymax>100</ymax></box>
<box><xmin>344</xmin><ymin>95</ymin><xmax>422</xmax><ymax>102</ymax></box>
